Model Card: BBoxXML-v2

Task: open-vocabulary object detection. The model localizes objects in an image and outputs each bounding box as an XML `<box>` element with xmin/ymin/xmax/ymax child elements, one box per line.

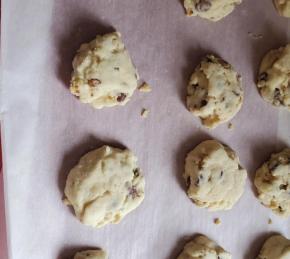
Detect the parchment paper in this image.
<box><xmin>1</xmin><ymin>0</ymin><xmax>290</xmax><ymax>258</ymax></box>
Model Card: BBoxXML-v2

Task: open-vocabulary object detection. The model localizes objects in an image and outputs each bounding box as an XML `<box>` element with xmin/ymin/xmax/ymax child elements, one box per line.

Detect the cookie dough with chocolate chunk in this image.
<box><xmin>186</xmin><ymin>55</ymin><xmax>243</xmax><ymax>128</ymax></box>
<box><xmin>184</xmin><ymin>140</ymin><xmax>247</xmax><ymax>210</ymax></box>
<box><xmin>177</xmin><ymin>235</ymin><xmax>232</xmax><ymax>259</ymax></box>
<box><xmin>64</xmin><ymin>145</ymin><xmax>145</xmax><ymax>228</ymax></box>
<box><xmin>70</xmin><ymin>32</ymin><xmax>139</xmax><ymax>109</ymax></box>
<box><xmin>254</xmin><ymin>148</ymin><xmax>290</xmax><ymax>217</ymax></box>
<box><xmin>74</xmin><ymin>249</ymin><xmax>107</xmax><ymax>259</ymax></box>
<box><xmin>257</xmin><ymin>235</ymin><xmax>290</xmax><ymax>259</ymax></box>
<box><xmin>183</xmin><ymin>0</ymin><xmax>242</xmax><ymax>21</ymax></box>
<box><xmin>274</xmin><ymin>0</ymin><xmax>290</xmax><ymax>17</ymax></box>
<box><xmin>257</xmin><ymin>44</ymin><xmax>290</xmax><ymax>110</ymax></box>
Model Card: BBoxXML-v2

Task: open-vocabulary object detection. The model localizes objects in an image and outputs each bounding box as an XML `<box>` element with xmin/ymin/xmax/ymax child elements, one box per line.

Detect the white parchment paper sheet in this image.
<box><xmin>1</xmin><ymin>0</ymin><xmax>290</xmax><ymax>258</ymax></box>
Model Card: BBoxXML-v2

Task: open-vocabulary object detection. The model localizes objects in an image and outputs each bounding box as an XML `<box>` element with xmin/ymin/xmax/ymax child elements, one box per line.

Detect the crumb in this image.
<box><xmin>138</xmin><ymin>82</ymin><xmax>152</xmax><ymax>93</ymax></box>
<box><xmin>62</xmin><ymin>197</ymin><xmax>71</xmax><ymax>206</ymax></box>
<box><xmin>141</xmin><ymin>108</ymin><xmax>149</xmax><ymax>118</ymax></box>
<box><xmin>213</xmin><ymin>218</ymin><xmax>221</xmax><ymax>225</ymax></box>
<box><xmin>228</xmin><ymin>122</ymin><xmax>234</xmax><ymax>130</ymax></box>
<box><xmin>248</xmin><ymin>32</ymin><xmax>263</xmax><ymax>39</ymax></box>
<box><xmin>268</xmin><ymin>218</ymin><xmax>272</xmax><ymax>224</ymax></box>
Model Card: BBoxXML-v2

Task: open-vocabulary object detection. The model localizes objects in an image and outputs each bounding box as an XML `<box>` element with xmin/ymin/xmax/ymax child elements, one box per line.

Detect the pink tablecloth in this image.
<box><xmin>0</xmin><ymin>135</ymin><xmax>8</xmax><ymax>259</ymax></box>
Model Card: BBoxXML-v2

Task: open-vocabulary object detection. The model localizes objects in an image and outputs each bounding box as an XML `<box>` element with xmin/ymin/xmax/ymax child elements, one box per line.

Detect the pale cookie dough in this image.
<box><xmin>186</xmin><ymin>55</ymin><xmax>243</xmax><ymax>128</ymax></box>
<box><xmin>257</xmin><ymin>235</ymin><xmax>290</xmax><ymax>259</ymax></box>
<box><xmin>257</xmin><ymin>44</ymin><xmax>290</xmax><ymax>110</ymax></box>
<box><xmin>70</xmin><ymin>32</ymin><xmax>139</xmax><ymax>109</ymax></box>
<box><xmin>64</xmin><ymin>145</ymin><xmax>145</xmax><ymax>228</ymax></box>
<box><xmin>183</xmin><ymin>0</ymin><xmax>242</xmax><ymax>21</ymax></box>
<box><xmin>184</xmin><ymin>140</ymin><xmax>247</xmax><ymax>210</ymax></box>
<box><xmin>254</xmin><ymin>148</ymin><xmax>290</xmax><ymax>217</ymax></box>
<box><xmin>74</xmin><ymin>249</ymin><xmax>107</xmax><ymax>259</ymax></box>
<box><xmin>274</xmin><ymin>0</ymin><xmax>290</xmax><ymax>17</ymax></box>
<box><xmin>177</xmin><ymin>235</ymin><xmax>231</xmax><ymax>259</ymax></box>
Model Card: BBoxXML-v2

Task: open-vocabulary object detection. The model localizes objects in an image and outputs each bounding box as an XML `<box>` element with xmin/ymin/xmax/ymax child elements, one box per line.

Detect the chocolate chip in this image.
<box><xmin>274</xmin><ymin>88</ymin><xmax>282</xmax><ymax>104</ymax></box>
<box><xmin>279</xmin><ymin>184</ymin><xmax>288</xmax><ymax>190</ymax></box>
<box><xmin>133</xmin><ymin>168</ymin><xmax>140</xmax><ymax>177</ymax></box>
<box><xmin>205</xmin><ymin>56</ymin><xmax>213</xmax><ymax>63</ymax></box>
<box><xmin>88</xmin><ymin>78</ymin><xmax>101</xmax><ymax>87</ymax></box>
<box><xmin>195</xmin><ymin>0</ymin><xmax>212</xmax><ymax>12</ymax></box>
<box><xmin>278</xmin><ymin>206</ymin><xmax>283</xmax><ymax>212</ymax></box>
<box><xmin>195</xmin><ymin>174</ymin><xmax>204</xmax><ymax>186</ymax></box>
<box><xmin>238</xmin><ymin>165</ymin><xmax>242</xmax><ymax>170</ymax></box>
<box><xmin>259</xmin><ymin>72</ymin><xmax>268</xmax><ymax>81</ymax></box>
<box><xmin>114</xmin><ymin>67</ymin><xmax>120</xmax><ymax>71</ymax></box>
<box><xmin>218</xmin><ymin>58</ymin><xmax>231</xmax><ymax>69</ymax></box>
<box><xmin>200</xmin><ymin>100</ymin><xmax>208</xmax><ymax>107</ymax></box>
<box><xmin>232</xmin><ymin>90</ymin><xmax>240</xmax><ymax>97</ymax></box>
<box><xmin>117</xmin><ymin>93</ymin><xmax>127</xmax><ymax>102</ymax></box>
<box><xmin>220</xmin><ymin>171</ymin><xmax>224</xmax><ymax>177</ymax></box>
<box><xmin>191</xmin><ymin>83</ymin><xmax>199</xmax><ymax>89</ymax></box>
<box><xmin>186</xmin><ymin>176</ymin><xmax>191</xmax><ymax>187</ymax></box>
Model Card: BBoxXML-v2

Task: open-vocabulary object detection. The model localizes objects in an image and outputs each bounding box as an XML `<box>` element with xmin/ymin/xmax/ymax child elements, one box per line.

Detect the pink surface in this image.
<box><xmin>0</xmin><ymin>134</ymin><xmax>8</xmax><ymax>259</ymax></box>
<box><xmin>1</xmin><ymin>0</ymin><xmax>290</xmax><ymax>259</ymax></box>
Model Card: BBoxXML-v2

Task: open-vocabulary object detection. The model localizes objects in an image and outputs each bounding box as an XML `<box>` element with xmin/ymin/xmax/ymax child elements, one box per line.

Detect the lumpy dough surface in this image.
<box><xmin>186</xmin><ymin>55</ymin><xmax>243</xmax><ymax>128</ymax></box>
<box><xmin>257</xmin><ymin>44</ymin><xmax>290</xmax><ymax>111</ymax></box>
<box><xmin>70</xmin><ymin>32</ymin><xmax>138</xmax><ymax>109</ymax></box>
<box><xmin>74</xmin><ymin>249</ymin><xmax>107</xmax><ymax>259</ymax></box>
<box><xmin>177</xmin><ymin>235</ymin><xmax>232</xmax><ymax>259</ymax></box>
<box><xmin>184</xmin><ymin>140</ymin><xmax>247</xmax><ymax>210</ymax></box>
<box><xmin>64</xmin><ymin>145</ymin><xmax>145</xmax><ymax>228</ymax></box>
<box><xmin>257</xmin><ymin>235</ymin><xmax>290</xmax><ymax>259</ymax></box>
<box><xmin>254</xmin><ymin>148</ymin><xmax>290</xmax><ymax>217</ymax></box>
<box><xmin>183</xmin><ymin>0</ymin><xmax>242</xmax><ymax>21</ymax></box>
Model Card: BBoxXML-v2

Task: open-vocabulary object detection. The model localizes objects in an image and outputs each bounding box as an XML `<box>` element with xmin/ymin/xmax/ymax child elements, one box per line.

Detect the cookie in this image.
<box><xmin>177</xmin><ymin>235</ymin><xmax>231</xmax><ymax>259</ymax></box>
<box><xmin>184</xmin><ymin>140</ymin><xmax>247</xmax><ymax>210</ymax></box>
<box><xmin>186</xmin><ymin>55</ymin><xmax>243</xmax><ymax>128</ymax></box>
<box><xmin>64</xmin><ymin>145</ymin><xmax>145</xmax><ymax>228</ymax></box>
<box><xmin>70</xmin><ymin>32</ymin><xmax>139</xmax><ymax>109</ymax></box>
<box><xmin>257</xmin><ymin>44</ymin><xmax>290</xmax><ymax>110</ymax></box>
<box><xmin>257</xmin><ymin>235</ymin><xmax>290</xmax><ymax>259</ymax></box>
<box><xmin>74</xmin><ymin>249</ymin><xmax>107</xmax><ymax>259</ymax></box>
<box><xmin>254</xmin><ymin>148</ymin><xmax>290</xmax><ymax>217</ymax></box>
<box><xmin>274</xmin><ymin>0</ymin><xmax>290</xmax><ymax>17</ymax></box>
<box><xmin>183</xmin><ymin>0</ymin><xmax>242</xmax><ymax>21</ymax></box>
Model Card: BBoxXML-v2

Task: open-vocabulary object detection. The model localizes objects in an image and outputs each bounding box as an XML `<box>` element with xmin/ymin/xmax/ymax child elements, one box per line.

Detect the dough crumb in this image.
<box><xmin>228</xmin><ymin>122</ymin><xmax>234</xmax><ymax>130</ymax></box>
<box><xmin>268</xmin><ymin>218</ymin><xmax>272</xmax><ymax>224</ymax></box>
<box><xmin>213</xmin><ymin>218</ymin><xmax>221</xmax><ymax>225</ymax></box>
<box><xmin>141</xmin><ymin>108</ymin><xmax>149</xmax><ymax>118</ymax></box>
<box><xmin>138</xmin><ymin>82</ymin><xmax>152</xmax><ymax>93</ymax></box>
<box><xmin>248</xmin><ymin>32</ymin><xmax>263</xmax><ymax>39</ymax></box>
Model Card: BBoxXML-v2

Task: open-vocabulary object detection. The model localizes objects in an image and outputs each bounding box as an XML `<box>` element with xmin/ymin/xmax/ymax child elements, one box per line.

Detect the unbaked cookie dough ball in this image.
<box><xmin>257</xmin><ymin>44</ymin><xmax>290</xmax><ymax>111</ymax></box>
<box><xmin>257</xmin><ymin>235</ymin><xmax>290</xmax><ymax>259</ymax></box>
<box><xmin>186</xmin><ymin>55</ymin><xmax>243</xmax><ymax>128</ymax></box>
<box><xmin>64</xmin><ymin>145</ymin><xmax>145</xmax><ymax>228</ymax></box>
<box><xmin>74</xmin><ymin>249</ymin><xmax>107</xmax><ymax>259</ymax></box>
<box><xmin>177</xmin><ymin>235</ymin><xmax>231</xmax><ymax>259</ymax></box>
<box><xmin>274</xmin><ymin>0</ymin><xmax>290</xmax><ymax>17</ymax></box>
<box><xmin>70</xmin><ymin>32</ymin><xmax>139</xmax><ymax>109</ymax></box>
<box><xmin>183</xmin><ymin>0</ymin><xmax>242</xmax><ymax>21</ymax></box>
<box><xmin>184</xmin><ymin>140</ymin><xmax>247</xmax><ymax>210</ymax></box>
<box><xmin>254</xmin><ymin>148</ymin><xmax>290</xmax><ymax>217</ymax></box>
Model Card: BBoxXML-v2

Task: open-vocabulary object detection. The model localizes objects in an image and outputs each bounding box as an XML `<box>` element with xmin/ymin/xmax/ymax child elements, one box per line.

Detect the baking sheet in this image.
<box><xmin>1</xmin><ymin>0</ymin><xmax>290</xmax><ymax>258</ymax></box>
